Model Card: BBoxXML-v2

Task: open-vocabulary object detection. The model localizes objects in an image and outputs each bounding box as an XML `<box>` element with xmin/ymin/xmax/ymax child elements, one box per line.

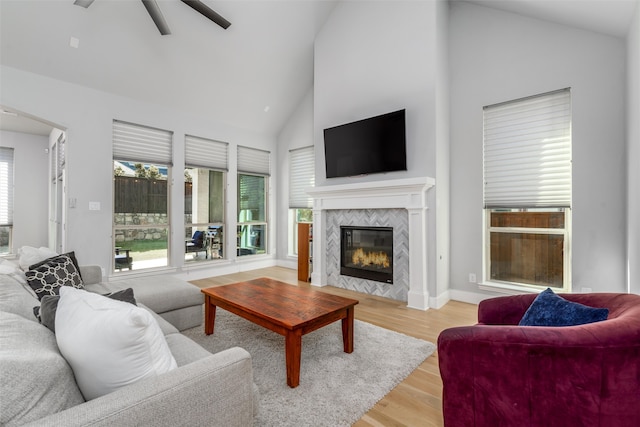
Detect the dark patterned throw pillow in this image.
<box><xmin>29</xmin><ymin>251</ymin><xmax>83</xmax><ymax>281</ymax></box>
<box><xmin>25</xmin><ymin>254</ymin><xmax>84</xmax><ymax>301</ymax></box>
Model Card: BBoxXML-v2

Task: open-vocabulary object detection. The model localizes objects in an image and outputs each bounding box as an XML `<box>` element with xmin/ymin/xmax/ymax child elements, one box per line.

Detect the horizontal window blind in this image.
<box><xmin>0</xmin><ymin>147</ymin><xmax>14</xmax><ymax>226</ymax></box>
<box><xmin>237</xmin><ymin>145</ymin><xmax>270</xmax><ymax>176</ymax></box>
<box><xmin>51</xmin><ymin>134</ymin><xmax>66</xmax><ymax>181</ymax></box>
<box><xmin>113</xmin><ymin>120</ymin><xmax>173</xmax><ymax>165</ymax></box>
<box><xmin>483</xmin><ymin>88</ymin><xmax>571</xmax><ymax>208</ymax></box>
<box><xmin>50</xmin><ymin>144</ymin><xmax>57</xmax><ymax>181</ymax></box>
<box><xmin>289</xmin><ymin>146</ymin><xmax>315</xmax><ymax>209</ymax></box>
<box><xmin>57</xmin><ymin>134</ymin><xmax>65</xmax><ymax>178</ymax></box>
<box><xmin>185</xmin><ymin>135</ymin><xmax>228</xmax><ymax>170</ymax></box>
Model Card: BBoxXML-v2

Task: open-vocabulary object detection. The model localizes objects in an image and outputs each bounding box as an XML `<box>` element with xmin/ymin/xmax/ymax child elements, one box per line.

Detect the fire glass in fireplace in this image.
<box><xmin>341</xmin><ymin>226</ymin><xmax>393</xmax><ymax>284</ymax></box>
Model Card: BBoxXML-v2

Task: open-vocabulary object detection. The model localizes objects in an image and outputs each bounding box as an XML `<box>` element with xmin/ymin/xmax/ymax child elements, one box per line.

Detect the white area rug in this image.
<box><xmin>183</xmin><ymin>309</ymin><xmax>435</xmax><ymax>427</ymax></box>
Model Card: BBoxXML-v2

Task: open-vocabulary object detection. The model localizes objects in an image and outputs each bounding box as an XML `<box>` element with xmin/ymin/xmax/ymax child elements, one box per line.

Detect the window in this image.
<box><xmin>184</xmin><ymin>135</ymin><xmax>228</xmax><ymax>262</ymax></box>
<box><xmin>237</xmin><ymin>146</ymin><xmax>269</xmax><ymax>256</ymax></box>
<box><xmin>483</xmin><ymin>88</ymin><xmax>572</xmax><ymax>291</ymax></box>
<box><xmin>113</xmin><ymin>120</ymin><xmax>172</xmax><ymax>272</ymax></box>
<box><xmin>288</xmin><ymin>146</ymin><xmax>314</xmax><ymax>256</ymax></box>
<box><xmin>0</xmin><ymin>147</ymin><xmax>14</xmax><ymax>255</ymax></box>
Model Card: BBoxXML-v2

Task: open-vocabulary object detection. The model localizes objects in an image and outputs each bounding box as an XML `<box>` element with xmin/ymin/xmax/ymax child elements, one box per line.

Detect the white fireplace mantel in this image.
<box><xmin>307</xmin><ymin>177</ymin><xmax>435</xmax><ymax>310</ymax></box>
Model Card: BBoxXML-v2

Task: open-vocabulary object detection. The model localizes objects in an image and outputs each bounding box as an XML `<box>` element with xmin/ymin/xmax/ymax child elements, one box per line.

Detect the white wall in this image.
<box><xmin>313</xmin><ymin>0</ymin><xmax>447</xmax><ymax>301</ymax></box>
<box><xmin>0</xmin><ymin>130</ymin><xmax>49</xmax><ymax>250</ymax></box>
<box><xmin>314</xmin><ymin>1</ymin><xmax>436</xmax><ymax>185</ymax></box>
<box><xmin>0</xmin><ymin>65</ymin><xmax>277</xmax><ymax>278</ymax></box>
<box><xmin>449</xmin><ymin>2</ymin><xmax>628</xmax><ymax>299</ymax></box>
<box><xmin>275</xmin><ymin>88</ymin><xmax>314</xmax><ymax>266</ymax></box>
<box><xmin>434</xmin><ymin>0</ymin><xmax>451</xmax><ymax>305</ymax></box>
<box><xmin>628</xmin><ymin>0</ymin><xmax>640</xmax><ymax>294</ymax></box>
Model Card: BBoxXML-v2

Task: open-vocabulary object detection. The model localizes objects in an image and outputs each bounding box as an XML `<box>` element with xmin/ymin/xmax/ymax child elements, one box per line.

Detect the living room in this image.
<box><xmin>1</xmin><ymin>0</ymin><xmax>639</xmax><ymax>424</ymax></box>
<box><xmin>1</xmin><ymin>0</ymin><xmax>638</xmax><ymax>301</ymax></box>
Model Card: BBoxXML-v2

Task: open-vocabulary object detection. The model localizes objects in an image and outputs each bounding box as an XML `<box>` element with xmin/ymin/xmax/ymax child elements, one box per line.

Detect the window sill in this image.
<box><xmin>110</xmin><ymin>265</ymin><xmax>178</xmax><ymax>281</ymax></box>
<box><xmin>478</xmin><ymin>281</ymin><xmax>543</xmax><ymax>296</ymax></box>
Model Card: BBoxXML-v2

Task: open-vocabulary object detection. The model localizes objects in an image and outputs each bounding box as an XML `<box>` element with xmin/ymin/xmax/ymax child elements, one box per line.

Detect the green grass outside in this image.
<box><xmin>117</xmin><ymin>239</ymin><xmax>168</xmax><ymax>262</ymax></box>
<box><xmin>118</xmin><ymin>239</ymin><xmax>167</xmax><ymax>253</ymax></box>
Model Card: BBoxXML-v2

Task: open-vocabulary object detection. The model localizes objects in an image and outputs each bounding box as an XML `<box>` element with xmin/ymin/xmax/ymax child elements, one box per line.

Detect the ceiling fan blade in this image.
<box><xmin>73</xmin><ymin>0</ymin><xmax>96</xmax><ymax>8</ymax></box>
<box><xmin>141</xmin><ymin>0</ymin><xmax>171</xmax><ymax>35</ymax></box>
<box><xmin>180</xmin><ymin>0</ymin><xmax>231</xmax><ymax>30</ymax></box>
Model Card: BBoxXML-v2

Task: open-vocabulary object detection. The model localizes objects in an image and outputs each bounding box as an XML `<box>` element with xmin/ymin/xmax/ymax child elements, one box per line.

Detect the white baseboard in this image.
<box><xmin>429</xmin><ymin>290</ymin><xmax>451</xmax><ymax>309</ymax></box>
<box><xmin>276</xmin><ymin>259</ymin><xmax>297</xmax><ymax>270</ymax></box>
<box><xmin>448</xmin><ymin>288</ymin><xmax>491</xmax><ymax>305</ymax></box>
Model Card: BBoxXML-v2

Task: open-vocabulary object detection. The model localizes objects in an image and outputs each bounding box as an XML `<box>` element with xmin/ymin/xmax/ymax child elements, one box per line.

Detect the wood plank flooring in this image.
<box><xmin>190</xmin><ymin>266</ymin><xmax>478</xmax><ymax>427</ymax></box>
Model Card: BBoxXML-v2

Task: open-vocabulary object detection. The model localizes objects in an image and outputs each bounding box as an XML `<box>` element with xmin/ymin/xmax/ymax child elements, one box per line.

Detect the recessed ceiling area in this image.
<box><xmin>460</xmin><ymin>0</ymin><xmax>637</xmax><ymax>38</ymax></box>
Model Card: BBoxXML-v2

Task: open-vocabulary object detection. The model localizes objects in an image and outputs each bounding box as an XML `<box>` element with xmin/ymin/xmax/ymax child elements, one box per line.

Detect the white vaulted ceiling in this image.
<box><xmin>461</xmin><ymin>0</ymin><xmax>637</xmax><ymax>38</ymax></box>
<box><xmin>0</xmin><ymin>0</ymin><xmax>637</xmax><ymax>136</ymax></box>
<box><xmin>0</xmin><ymin>0</ymin><xmax>338</xmax><ymax>136</ymax></box>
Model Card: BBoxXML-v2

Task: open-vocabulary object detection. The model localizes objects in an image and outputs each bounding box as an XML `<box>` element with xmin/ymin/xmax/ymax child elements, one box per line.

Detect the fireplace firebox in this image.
<box><xmin>340</xmin><ymin>226</ymin><xmax>393</xmax><ymax>284</ymax></box>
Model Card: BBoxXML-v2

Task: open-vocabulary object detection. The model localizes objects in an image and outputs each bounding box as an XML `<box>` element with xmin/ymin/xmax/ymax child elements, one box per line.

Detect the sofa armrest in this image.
<box><xmin>438</xmin><ymin>320</ymin><xmax>640</xmax><ymax>427</ymax></box>
<box><xmin>78</xmin><ymin>265</ymin><xmax>102</xmax><ymax>285</ymax></box>
<box><xmin>477</xmin><ymin>293</ymin><xmax>537</xmax><ymax>325</ymax></box>
<box><xmin>24</xmin><ymin>347</ymin><xmax>256</xmax><ymax>427</ymax></box>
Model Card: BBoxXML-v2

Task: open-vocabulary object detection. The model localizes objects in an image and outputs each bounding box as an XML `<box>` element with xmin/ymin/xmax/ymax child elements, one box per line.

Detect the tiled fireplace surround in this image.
<box><xmin>308</xmin><ymin>177</ymin><xmax>435</xmax><ymax>310</ymax></box>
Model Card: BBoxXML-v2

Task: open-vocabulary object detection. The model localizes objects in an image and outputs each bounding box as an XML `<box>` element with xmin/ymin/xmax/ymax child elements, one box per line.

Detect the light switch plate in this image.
<box><xmin>89</xmin><ymin>201</ymin><xmax>100</xmax><ymax>211</ymax></box>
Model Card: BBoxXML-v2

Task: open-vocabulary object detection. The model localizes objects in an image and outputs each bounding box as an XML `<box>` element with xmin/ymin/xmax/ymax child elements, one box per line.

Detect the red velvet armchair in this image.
<box><xmin>438</xmin><ymin>292</ymin><xmax>640</xmax><ymax>427</ymax></box>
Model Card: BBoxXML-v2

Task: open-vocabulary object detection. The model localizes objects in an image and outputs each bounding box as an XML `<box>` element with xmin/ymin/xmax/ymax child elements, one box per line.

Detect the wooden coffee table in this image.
<box><xmin>201</xmin><ymin>277</ymin><xmax>359</xmax><ymax>388</ymax></box>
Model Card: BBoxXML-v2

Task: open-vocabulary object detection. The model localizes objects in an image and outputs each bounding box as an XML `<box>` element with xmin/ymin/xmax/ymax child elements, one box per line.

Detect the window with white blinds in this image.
<box><xmin>237</xmin><ymin>146</ymin><xmax>270</xmax><ymax>176</ymax></box>
<box><xmin>185</xmin><ymin>135</ymin><xmax>228</xmax><ymax>170</ymax></box>
<box><xmin>289</xmin><ymin>146</ymin><xmax>315</xmax><ymax>209</ymax></box>
<box><xmin>483</xmin><ymin>88</ymin><xmax>571</xmax><ymax>208</ymax></box>
<box><xmin>0</xmin><ymin>147</ymin><xmax>14</xmax><ymax>226</ymax></box>
<box><xmin>113</xmin><ymin>120</ymin><xmax>173</xmax><ymax>164</ymax></box>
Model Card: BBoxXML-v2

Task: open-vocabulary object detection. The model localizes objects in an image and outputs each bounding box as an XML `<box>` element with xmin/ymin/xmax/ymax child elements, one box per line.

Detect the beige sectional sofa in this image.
<box><xmin>0</xmin><ymin>257</ymin><xmax>257</xmax><ymax>427</ymax></box>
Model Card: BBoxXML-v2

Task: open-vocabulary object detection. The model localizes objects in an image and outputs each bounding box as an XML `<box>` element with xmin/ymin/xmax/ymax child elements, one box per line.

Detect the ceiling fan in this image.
<box><xmin>73</xmin><ymin>0</ymin><xmax>231</xmax><ymax>35</ymax></box>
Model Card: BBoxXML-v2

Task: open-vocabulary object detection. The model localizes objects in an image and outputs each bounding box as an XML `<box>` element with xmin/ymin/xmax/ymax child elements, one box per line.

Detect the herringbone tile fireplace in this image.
<box><xmin>326</xmin><ymin>209</ymin><xmax>409</xmax><ymax>301</ymax></box>
<box><xmin>308</xmin><ymin>177</ymin><xmax>435</xmax><ymax>310</ymax></box>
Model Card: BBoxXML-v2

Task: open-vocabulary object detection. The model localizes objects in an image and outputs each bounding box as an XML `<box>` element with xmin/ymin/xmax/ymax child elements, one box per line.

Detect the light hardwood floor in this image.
<box><xmin>190</xmin><ymin>266</ymin><xmax>478</xmax><ymax>427</ymax></box>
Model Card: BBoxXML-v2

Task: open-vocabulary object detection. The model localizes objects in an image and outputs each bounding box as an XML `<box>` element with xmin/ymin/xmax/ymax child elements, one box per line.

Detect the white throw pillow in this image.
<box><xmin>55</xmin><ymin>287</ymin><xmax>177</xmax><ymax>400</ymax></box>
<box><xmin>17</xmin><ymin>246</ymin><xmax>58</xmax><ymax>271</ymax></box>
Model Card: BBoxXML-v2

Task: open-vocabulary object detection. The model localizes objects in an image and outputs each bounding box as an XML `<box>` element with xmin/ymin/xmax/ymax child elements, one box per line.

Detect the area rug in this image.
<box><xmin>182</xmin><ymin>309</ymin><xmax>435</xmax><ymax>427</ymax></box>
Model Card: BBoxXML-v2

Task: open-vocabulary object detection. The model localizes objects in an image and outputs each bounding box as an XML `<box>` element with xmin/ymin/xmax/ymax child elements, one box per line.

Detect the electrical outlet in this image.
<box><xmin>468</xmin><ymin>273</ymin><xmax>476</xmax><ymax>283</ymax></box>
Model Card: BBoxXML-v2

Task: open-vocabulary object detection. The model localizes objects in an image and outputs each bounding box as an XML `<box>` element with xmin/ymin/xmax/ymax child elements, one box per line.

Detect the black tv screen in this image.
<box><xmin>323</xmin><ymin>109</ymin><xmax>407</xmax><ymax>178</ymax></box>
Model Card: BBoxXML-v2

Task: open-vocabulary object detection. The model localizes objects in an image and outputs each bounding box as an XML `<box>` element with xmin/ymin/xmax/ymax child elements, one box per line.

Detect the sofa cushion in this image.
<box><xmin>0</xmin><ymin>311</ymin><xmax>85</xmax><ymax>426</ymax></box>
<box><xmin>55</xmin><ymin>287</ymin><xmax>177</xmax><ymax>400</ymax></box>
<box><xmin>140</xmin><ymin>303</ymin><xmax>180</xmax><ymax>336</ymax></box>
<box><xmin>85</xmin><ymin>275</ymin><xmax>202</xmax><ymax>315</ymax></box>
<box><xmin>0</xmin><ymin>259</ymin><xmax>27</xmax><ymax>284</ymax></box>
<box><xmin>0</xmin><ymin>258</ymin><xmax>36</xmax><ymax>297</ymax></box>
<box><xmin>165</xmin><ymin>332</ymin><xmax>213</xmax><ymax>367</ymax></box>
<box><xmin>34</xmin><ymin>288</ymin><xmax>137</xmax><ymax>333</ymax></box>
<box><xmin>0</xmin><ymin>273</ymin><xmax>40</xmax><ymax>320</ymax></box>
<box><xmin>519</xmin><ymin>288</ymin><xmax>609</xmax><ymax>327</ymax></box>
<box><xmin>25</xmin><ymin>253</ymin><xmax>84</xmax><ymax>300</ymax></box>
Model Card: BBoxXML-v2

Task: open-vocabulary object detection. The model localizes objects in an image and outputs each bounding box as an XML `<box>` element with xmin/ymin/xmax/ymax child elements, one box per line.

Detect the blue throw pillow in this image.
<box><xmin>519</xmin><ymin>288</ymin><xmax>609</xmax><ymax>327</ymax></box>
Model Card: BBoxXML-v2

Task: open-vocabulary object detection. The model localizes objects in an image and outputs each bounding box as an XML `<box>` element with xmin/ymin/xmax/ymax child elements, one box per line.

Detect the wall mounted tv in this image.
<box><xmin>323</xmin><ymin>109</ymin><xmax>407</xmax><ymax>179</ymax></box>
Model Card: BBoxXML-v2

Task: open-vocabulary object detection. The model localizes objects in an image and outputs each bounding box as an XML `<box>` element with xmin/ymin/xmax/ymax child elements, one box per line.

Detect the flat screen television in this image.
<box><xmin>323</xmin><ymin>109</ymin><xmax>407</xmax><ymax>179</ymax></box>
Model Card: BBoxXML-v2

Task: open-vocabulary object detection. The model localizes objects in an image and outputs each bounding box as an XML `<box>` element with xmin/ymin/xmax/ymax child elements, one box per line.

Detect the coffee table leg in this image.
<box><xmin>342</xmin><ymin>306</ymin><xmax>355</xmax><ymax>353</ymax></box>
<box><xmin>285</xmin><ymin>329</ymin><xmax>302</xmax><ymax>388</ymax></box>
<box><xmin>204</xmin><ymin>295</ymin><xmax>217</xmax><ymax>335</ymax></box>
